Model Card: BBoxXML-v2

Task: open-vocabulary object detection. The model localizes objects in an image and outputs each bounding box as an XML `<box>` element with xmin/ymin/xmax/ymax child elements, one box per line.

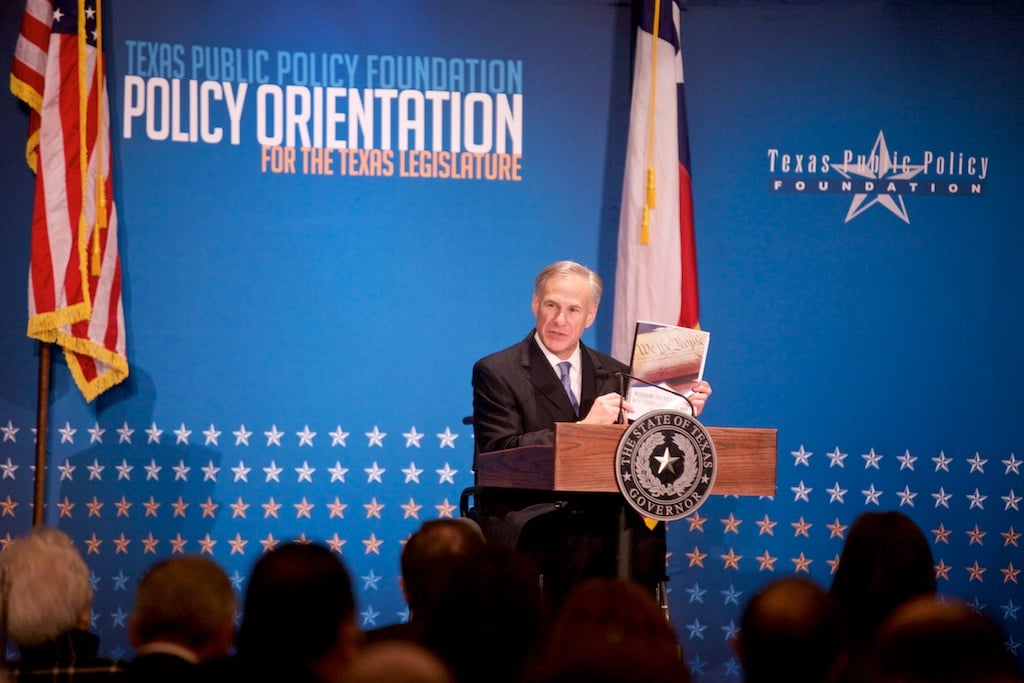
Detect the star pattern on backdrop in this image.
<box><xmin>0</xmin><ymin>419</ymin><xmax>1021</xmax><ymax>674</ymax></box>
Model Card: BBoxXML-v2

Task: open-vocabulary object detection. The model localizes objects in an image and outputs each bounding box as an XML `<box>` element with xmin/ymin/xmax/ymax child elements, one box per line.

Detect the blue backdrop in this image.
<box><xmin>1</xmin><ymin>1</ymin><xmax>1022</xmax><ymax>680</ymax></box>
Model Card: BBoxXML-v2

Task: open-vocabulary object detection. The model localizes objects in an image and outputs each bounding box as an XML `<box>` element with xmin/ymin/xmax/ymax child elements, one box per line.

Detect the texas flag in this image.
<box><xmin>612</xmin><ymin>0</ymin><xmax>699</xmax><ymax>362</ymax></box>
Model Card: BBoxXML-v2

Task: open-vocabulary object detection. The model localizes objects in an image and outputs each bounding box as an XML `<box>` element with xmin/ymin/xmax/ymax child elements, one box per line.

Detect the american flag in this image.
<box><xmin>612</xmin><ymin>0</ymin><xmax>700</xmax><ymax>363</ymax></box>
<box><xmin>11</xmin><ymin>0</ymin><xmax>127</xmax><ymax>402</ymax></box>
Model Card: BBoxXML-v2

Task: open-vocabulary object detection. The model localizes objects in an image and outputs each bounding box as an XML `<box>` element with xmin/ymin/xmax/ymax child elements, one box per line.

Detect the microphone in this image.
<box><xmin>597</xmin><ymin>369</ymin><xmax>695</xmax><ymax>417</ymax></box>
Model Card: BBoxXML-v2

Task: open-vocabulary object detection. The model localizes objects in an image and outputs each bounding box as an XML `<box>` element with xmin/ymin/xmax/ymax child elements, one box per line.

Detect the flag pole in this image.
<box><xmin>33</xmin><ymin>341</ymin><xmax>51</xmax><ymax>527</ymax></box>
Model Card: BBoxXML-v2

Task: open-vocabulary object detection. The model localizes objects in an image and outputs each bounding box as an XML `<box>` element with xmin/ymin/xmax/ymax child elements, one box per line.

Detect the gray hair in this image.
<box><xmin>533</xmin><ymin>260</ymin><xmax>603</xmax><ymax>307</ymax></box>
<box><xmin>0</xmin><ymin>526</ymin><xmax>93</xmax><ymax>646</ymax></box>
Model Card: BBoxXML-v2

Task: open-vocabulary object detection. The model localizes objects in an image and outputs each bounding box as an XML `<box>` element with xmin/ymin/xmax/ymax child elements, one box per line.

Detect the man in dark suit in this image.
<box><xmin>470</xmin><ymin>260</ymin><xmax>711</xmax><ymax>611</ymax></box>
<box><xmin>125</xmin><ymin>555</ymin><xmax>236</xmax><ymax>683</ymax></box>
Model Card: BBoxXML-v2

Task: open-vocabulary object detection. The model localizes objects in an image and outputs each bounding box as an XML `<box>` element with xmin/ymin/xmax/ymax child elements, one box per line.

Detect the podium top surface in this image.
<box><xmin>475</xmin><ymin>422</ymin><xmax>777</xmax><ymax>497</ymax></box>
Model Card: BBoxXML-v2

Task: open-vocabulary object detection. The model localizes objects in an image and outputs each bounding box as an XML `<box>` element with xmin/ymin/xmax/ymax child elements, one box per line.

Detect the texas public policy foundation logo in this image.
<box><xmin>615</xmin><ymin>410</ymin><xmax>717</xmax><ymax>521</ymax></box>
<box><xmin>767</xmin><ymin>130</ymin><xmax>989</xmax><ymax>224</ymax></box>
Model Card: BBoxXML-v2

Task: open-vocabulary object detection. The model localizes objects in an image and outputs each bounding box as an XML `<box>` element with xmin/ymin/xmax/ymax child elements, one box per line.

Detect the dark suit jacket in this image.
<box><xmin>471</xmin><ymin>331</ymin><xmax>628</xmax><ymax>454</ymax></box>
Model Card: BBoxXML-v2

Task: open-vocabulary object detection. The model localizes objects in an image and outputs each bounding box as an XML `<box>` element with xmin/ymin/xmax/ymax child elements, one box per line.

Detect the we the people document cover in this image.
<box><xmin>626</xmin><ymin>321</ymin><xmax>710</xmax><ymax>419</ymax></box>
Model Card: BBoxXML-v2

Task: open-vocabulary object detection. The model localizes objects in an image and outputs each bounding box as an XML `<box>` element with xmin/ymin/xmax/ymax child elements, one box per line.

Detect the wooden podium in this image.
<box><xmin>475</xmin><ymin>422</ymin><xmax>778</xmax><ymax>497</ymax></box>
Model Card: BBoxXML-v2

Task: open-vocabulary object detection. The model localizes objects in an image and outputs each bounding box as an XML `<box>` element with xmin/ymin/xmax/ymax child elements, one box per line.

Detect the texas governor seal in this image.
<box><xmin>614</xmin><ymin>409</ymin><xmax>717</xmax><ymax>521</ymax></box>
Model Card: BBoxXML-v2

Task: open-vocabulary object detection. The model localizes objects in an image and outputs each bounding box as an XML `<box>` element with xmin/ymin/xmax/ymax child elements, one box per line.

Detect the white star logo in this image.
<box><xmin>366</xmin><ymin>426</ymin><xmax>387</xmax><ymax>447</ymax></box>
<box><xmin>365</xmin><ymin>461</ymin><xmax>386</xmax><ymax>483</ymax></box>
<box><xmin>263</xmin><ymin>461</ymin><xmax>283</xmax><ymax>483</ymax></box>
<box><xmin>826</xmin><ymin>482</ymin><xmax>847</xmax><ymax>504</ymax></box>
<box><xmin>296</xmin><ymin>425</ymin><xmax>316</xmax><ymax>447</ymax></box>
<box><xmin>931</xmin><ymin>486</ymin><xmax>952</xmax><ymax>508</ymax></box>
<box><xmin>115</xmin><ymin>458</ymin><xmax>133</xmax><ymax>481</ymax></box>
<box><xmin>437</xmin><ymin>427</ymin><xmax>459</xmax><ymax>449</ymax></box>
<box><xmin>172</xmin><ymin>460</ymin><xmax>191</xmax><ymax>482</ymax></box>
<box><xmin>967</xmin><ymin>452</ymin><xmax>987</xmax><ymax>474</ymax></box>
<box><xmin>264</xmin><ymin>425</ymin><xmax>284</xmax><ymax>447</ymax></box>
<box><xmin>861</xmin><ymin>449</ymin><xmax>883</xmax><ymax>470</ymax></box>
<box><xmin>1</xmin><ymin>421</ymin><xmax>19</xmax><ymax>443</ymax></box>
<box><xmin>896</xmin><ymin>485</ymin><xmax>917</xmax><ymax>507</ymax></box>
<box><xmin>967</xmin><ymin>488</ymin><xmax>987</xmax><ymax>510</ymax></box>
<box><xmin>203</xmin><ymin>424</ymin><xmax>221</xmax><ymax>446</ymax></box>
<box><xmin>834</xmin><ymin>131</ymin><xmax>924</xmax><ymax>223</ymax></box>
<box><xmin>144</xmin><ymin>459</ymin><xmax>162</xmax><ymax>481</ymax></box>
<box><xmin>232</xmin><ymin>460</ymin><xmax>251</xmax><ymax>482</ymax></box>
<box><xmin>1001</xmin><ymin>490</ymin><xmax>1021</xmax><ymax>511</ymax></box>
<box><xmin>1</xmin><ymin>458</ymin><xmax>18</xmax><ymax>480</ymax></box>
<box><xmin>87</xmin><ymin>459</ymin><xmax>104</xmax><ymax>481</ymax></box>
<box><xmin>58</xmin><ymin>421</ymin><xmax>77</xmax><ymax>444</ymax></box>
<box><xmin>826</xmin><ymin>447</ymin><xmax>847</xmax><ymax>468</ymax></box>
<box><xmin>295</xmin><ymin>461</ymin><xmax>316</xmax><ymax>483</ymax></box>
<box><xmin>791</xmin><ymin>480</ymin><xmax>812</xmax><ymax>503</ymax></box>
<box><xmin>58</xmin><ymin>459</ymin><xmax>76</xmax><ymax>481</ymax></box>
<box><xmin>201</xmin><ymin>461</ymin><xmax>220</xmax><ymax>482</ymax></box>
<box><xmin>402</xmin><ymin>462</ymin><xmax>423</xmax><ymax>484</ymax></box>
<box><xmin>436</xmin><ymin>463</ymin><xmax>458</xmax><ymax>484</ymax></box>
<box><xmin>1003</xmin><ymin>453</ymin><xmax>1022</xmax><ymax>475</ymax></box>
<box><xmin>145</xmin><ymin>422</ymin><xmax>163</xmax><ymax>444</ymax></box>
<box><xmin>932</xmin><ymin>451</ymin><xmax>952</xmax><ymax>472</ymax></box>
<box><xmin>87</xmin><ymin>423</ymin><xmax>105</xmax><ymax>444</ymax></box>
<box><xmin>897</xmin><ymin>449</ymin><xmax>917</xmax><ymax>471</ymax></box>
<box><xmin>174</xmin><ymin>423</ymin><xmax>192</xmax><ymax>445</ymax></box>
<box><xmin>233</xmin><ymin>424</ymin><xmax>252</xmax><ymax>446</ymax></box>
<box><xmin>116</xmin><ymin>422</ymin><xmax>134</xmax><ymax>444</ymax></box>
<box><xmin>328</xmin><ymin>461</ymin><xmax>349</xmax><ymax>483</ymax></box>
<box><xmin>790</xmin><ymin>445</ymin><xmax>812</xmax><ymax>467</ymax></box>
<box><xmin>403</xmin><ymin>427</ymin><xmax>424</xmax><ymax>448</ymax></box>
<box><xmin>329</xmin><ymin>426</ymin><xmax>350</xmax><ymax>447</ymax></box>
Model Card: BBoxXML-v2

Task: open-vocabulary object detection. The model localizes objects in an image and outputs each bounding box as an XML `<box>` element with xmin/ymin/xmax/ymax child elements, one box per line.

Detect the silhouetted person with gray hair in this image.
<box><xmin>0</xmin><ymin>525</ymin><xmax>123</xmax><ymax>681</ymax></box>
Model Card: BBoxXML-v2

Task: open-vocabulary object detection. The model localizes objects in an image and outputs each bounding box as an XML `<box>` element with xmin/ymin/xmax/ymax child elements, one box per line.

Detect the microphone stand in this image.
<box><xmin>613</xmin><ymin>370</ymin><xmax>696</xmax><ymax>417</ymax></box>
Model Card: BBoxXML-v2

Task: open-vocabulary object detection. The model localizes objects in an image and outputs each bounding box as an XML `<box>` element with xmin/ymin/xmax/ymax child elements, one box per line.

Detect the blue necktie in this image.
<box><xmin>558</xmin><ymin>361</ymin><xmax>579</xmax><ymax>414</ymax></box>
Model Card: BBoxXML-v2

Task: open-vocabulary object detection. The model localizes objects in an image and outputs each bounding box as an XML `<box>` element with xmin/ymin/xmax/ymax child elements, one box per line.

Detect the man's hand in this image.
<box><xmin>580</xmin><ymin>392</ymin><xmax>633</xmax><ymax>425</ymax></box>
<box><xmin>689</xmin><ymin>380</ymin><xmax>712</xmax><ymax>417</ymax></box>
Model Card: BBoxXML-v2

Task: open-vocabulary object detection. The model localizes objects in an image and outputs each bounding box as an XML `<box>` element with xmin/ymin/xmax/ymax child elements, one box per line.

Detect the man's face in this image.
<box><xmin>531</xmin><ymin>273</ymin><xmax>598</xmax><ymax>360</ymax></box>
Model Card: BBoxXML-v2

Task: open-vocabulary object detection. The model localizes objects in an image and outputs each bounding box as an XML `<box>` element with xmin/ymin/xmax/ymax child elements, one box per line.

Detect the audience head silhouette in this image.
<box><xmin>237</xmin><ymin>541</ymin><xmax>356</xmax><ymax>683</ymax></box>
<box><xmin>419</xmin><ymin>544</ymin><xmax>544</xmax><ymax>683</ymax></box>
<box><xmin>129</xmin><ymin>554</ymin><xmax>236</xmax><ymax>661</ymax></box>
<box><xmin>737</xmin><ymin>576</ymin><xmax>845</xmax><ymax>683</ymax></box>
<box><xmin>867</xmin><ymin>594</ymin><xmax>1020</xmax><ymax>683</ymax></box>
<box><xmin>528</xmin><ymin>576</ymin><xmax>690</xmax><ymax>683</ymax></box>
<box><xmin>401</xmin><ymin>518</ymin><xmax>486</xmax><ymax>617</ymax></box>
<box><xmin>829</xmin><ymin>511</ymin><xmax>935</xmax><ymax>647</ymax></box>
<box><xmin>0</xmin><ymin>525</ymin><xmax>93</xmax><ymax>647</ymax></box>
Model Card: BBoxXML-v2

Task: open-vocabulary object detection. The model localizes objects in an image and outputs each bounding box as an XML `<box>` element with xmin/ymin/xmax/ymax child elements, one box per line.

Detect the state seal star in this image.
<box><xmin>654</xmin><ymin>447</ymin><xmax>679</xmax><ymax>474</ymax></box>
